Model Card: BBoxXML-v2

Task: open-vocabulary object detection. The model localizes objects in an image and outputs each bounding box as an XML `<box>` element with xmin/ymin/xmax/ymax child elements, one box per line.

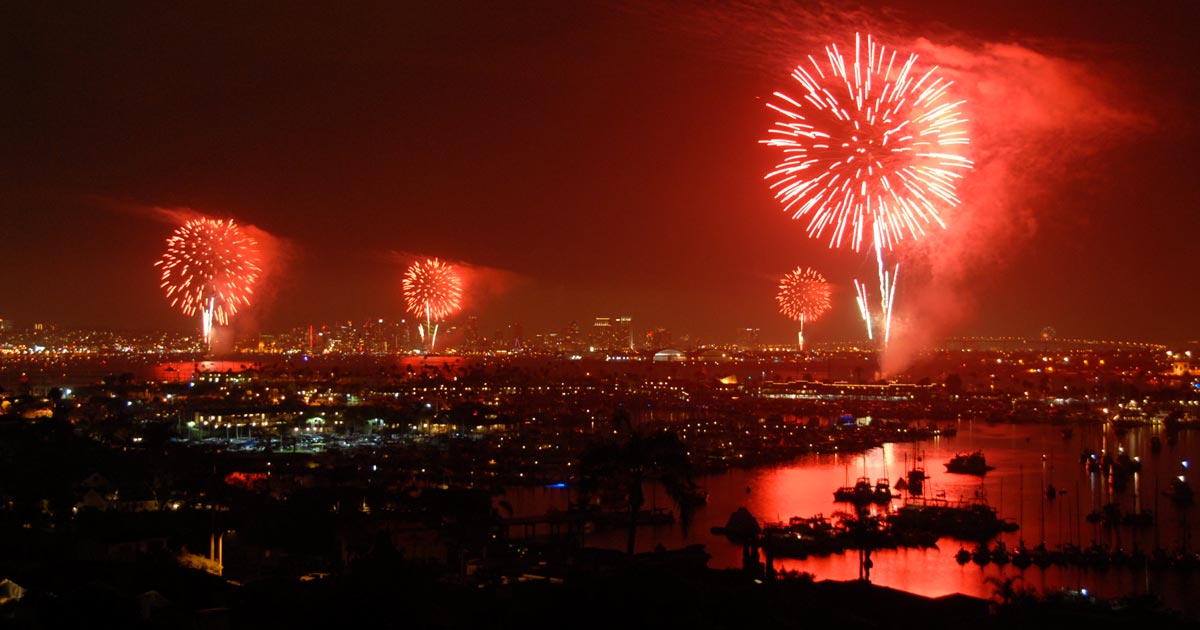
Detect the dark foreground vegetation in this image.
<box><xmin>3</xmin><ymin>546</ymin><xmax>1198</xmax><ymax>629</ymax></box>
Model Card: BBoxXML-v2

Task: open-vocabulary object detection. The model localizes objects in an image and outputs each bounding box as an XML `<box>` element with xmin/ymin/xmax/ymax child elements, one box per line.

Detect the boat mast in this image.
<box><xmin>1018</xmin><ymin>463</ymin><xmax>1024</xmax><ymax>546</ymax></box>
<box><xmin>1040</xmin><ymin>453</ymin><xmax>1047</xmax><ymax>546</ymax></box>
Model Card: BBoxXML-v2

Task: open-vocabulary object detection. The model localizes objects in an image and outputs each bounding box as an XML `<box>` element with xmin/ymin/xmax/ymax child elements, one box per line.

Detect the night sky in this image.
<box><xmin>3</xmin><ymin>1</ymin><xmax>1197</xmax><ymax>353</ymax></box>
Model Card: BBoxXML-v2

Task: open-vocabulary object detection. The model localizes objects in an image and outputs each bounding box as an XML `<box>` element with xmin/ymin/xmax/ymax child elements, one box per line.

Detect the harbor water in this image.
<box><xmin>506</xmin><ymin>419</ymin><xmax>1200</xmax><ymax>619</ymax></box>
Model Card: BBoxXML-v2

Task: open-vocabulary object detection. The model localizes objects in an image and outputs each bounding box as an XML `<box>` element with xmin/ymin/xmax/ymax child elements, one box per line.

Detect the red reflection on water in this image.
<box><xmin>153</xmin><ymin>360</ymin><xmax>257</xmax><ymax>381</ymax></box>
<box><xmin>508</xmin><ymin>421</ymin><xmax>1200</xmax><ymax>617</ymax></box>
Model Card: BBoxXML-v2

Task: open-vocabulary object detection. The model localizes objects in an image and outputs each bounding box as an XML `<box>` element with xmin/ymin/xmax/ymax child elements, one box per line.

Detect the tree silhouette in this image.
<box><xmin>577</xmin><ymin>407</ymin><xmax>699</xmax><ymax>554</ymax></box>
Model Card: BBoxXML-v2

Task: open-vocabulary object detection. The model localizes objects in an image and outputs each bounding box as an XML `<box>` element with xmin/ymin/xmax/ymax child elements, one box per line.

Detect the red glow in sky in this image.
<box><xmin>1</xmin><ymin>1</ymin><xmax>1196</xmax><ymax>346</ymax></box>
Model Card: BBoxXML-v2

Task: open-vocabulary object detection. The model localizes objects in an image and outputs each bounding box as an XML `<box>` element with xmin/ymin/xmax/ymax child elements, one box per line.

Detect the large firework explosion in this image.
<box><xmin>402</xmin><ymin>258</ymin><xmax>463</xmax><ymax>353</ymax></box>
<box><xmin>776</xmin><ymin>267</ymin><xmax>832</xmax><ymax>350</ymax></box>
<box><xmin>762</xmin><ymin>33</ymin><xmax>972</xmax><ymax>345</ymax></box>
<box><xmin>156</xmin><ymin>218</ymin><xmax>261</xmax><ymax>348</ymax></box>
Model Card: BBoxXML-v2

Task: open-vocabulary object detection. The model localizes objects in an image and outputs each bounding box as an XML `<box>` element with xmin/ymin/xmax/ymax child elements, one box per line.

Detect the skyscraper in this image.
<box><xmin>614</xmin><ymin>316</ymin><xmax>633</xmax><ymax>351</ymax></box>
<box><xmin>592</xmin><ymin>316</ymin><xmax>633</xmax><ymax>352</ymax></box>
<box><xmin>737</xmin><ymin>327</ymin><xmax>761</xmax><ymax>351</ymax></box>
<box><xmin>592</xmin><ymin>317</ymin><xmax>611</xmax><ymax>351</ymax></box>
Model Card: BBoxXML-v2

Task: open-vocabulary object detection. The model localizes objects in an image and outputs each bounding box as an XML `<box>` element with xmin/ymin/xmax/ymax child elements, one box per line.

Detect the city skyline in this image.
<box><xmin>3</xmin><ymin>2</ymin><xmax>1198</xmax><ymax>352</ymax></box>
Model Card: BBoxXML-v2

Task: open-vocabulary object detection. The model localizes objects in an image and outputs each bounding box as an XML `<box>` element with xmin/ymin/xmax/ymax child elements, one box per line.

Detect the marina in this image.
<box><xmin>507</xmin><ymin>417</ymin><xmax>1200</xmax><ymax>620</ymax></box>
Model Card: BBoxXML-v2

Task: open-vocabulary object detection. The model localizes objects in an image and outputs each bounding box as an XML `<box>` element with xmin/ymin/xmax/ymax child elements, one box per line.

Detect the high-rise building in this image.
<box><xmin>614</xmin><ymin>316</ymin><xmax>633</xmax><ymax>351</ymax></box>
<box><xmin>395</xmin><ymin>319</ymin><xmax>413</xmax><ymax>352</ymax></box>
<box><xmin>591</xmin><ymin>316</ymin><xmax>633</xmax><ymax>352</ymax></box>
<box><xmin>591</xmin><ymin>317</ymin><xmax>611</xmax><ymax>351</ymax></box>
<box><xmin>737</xmin><ymin>327</ymin><xmax>761</xmax><ymax>351</ymax></box>
<box><xmin>561</xmin><ymin>321</ymin><xmax>583</xmax><ymax>353</ymax></box>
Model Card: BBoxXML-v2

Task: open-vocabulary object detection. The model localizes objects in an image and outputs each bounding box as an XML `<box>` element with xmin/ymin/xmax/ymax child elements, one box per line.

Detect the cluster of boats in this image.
<box><xmin>956</xmin><ymin>540</ymin><xmax>1200</xmax><ymax>572</ymax></box>
<box><xmin>757</xmin><ymin>513</ymin><xmax>873</xmax><ymax>559</ymax></box>
<box><xmin>720</xmin><ymin>490</ymin><xmax>1020</xmax><ymax>561</ymax></box>
<box><xmin>1084</xmin><ymin>502</ymin><xmax>1154</xmax><ymax>529</ymax></box>
<box><xmin>754</xmin><ymin>512</ymin><xmax>938</xmax><ymax>560</ymax></box>
<box><xmin>893</xmin><ymin>463</ymin><xmax>926</xmax><ymax>496</ymax></box>
<box><xmin>1080</xmin><ymin>447</ymin><xmax>1194</xmax><ymax>506</ymax></box>
<box><xmin>832</xmin><ymin>450</ymin><xmax>992</xmax><ymax>508</ymax></box>
<box><xmin>735</xmin><ymin>448</ymin><xmax>1089</xmax><ymax>561</ymax></box>
<box><xmin>832</xmin><ymin>477</ymin><xmax>897</xmax><ymax>506</ymax></box>
<box><xmin>825</xmin><ymin>449</ymin><xmax>993</xmax><ymax>511</ymax></box>
<box><xmin>1080</xmin><ymin>448</ymin><xmax>1143</xmax><ymax>493</ymax></box>
<box><xmin>889</xmin><ymin>495</ymin><xmax>1019</xmax><ymax>541</ymax></box>
<box><xmin>769</xmin><ymin>450</ymin><xmax>1013</xmax><ymax>560</ymax></box>
<box><xmin>1081</xmin><ymin>449</ymin><xmax>1141</xmax><ymax>477</ymax></box>
<box><xmin>711</xmin><ymin>423</ymin><xmax>1200</xmax><ymax>585</ymax></box>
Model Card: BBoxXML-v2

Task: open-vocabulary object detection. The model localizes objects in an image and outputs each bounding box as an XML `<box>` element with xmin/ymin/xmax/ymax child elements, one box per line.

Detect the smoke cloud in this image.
<box><xmin>149</xmin><ymin>206</ymin><xmax>295</xmax><ymax>343</ymax></box>
<box><xmin>384</xmin><ymin>250</ymin><xmax>529</xmax><ymax>317</ymax></box>
<box><xmin>881</xmin><ymin>37</ymin><xmax>1146</xmax><ymax>372</ymax></box>
<box><xmin>638</xmin><ymin>1</ymin><xmax>1148</xmax><ymax>373</ymax></box>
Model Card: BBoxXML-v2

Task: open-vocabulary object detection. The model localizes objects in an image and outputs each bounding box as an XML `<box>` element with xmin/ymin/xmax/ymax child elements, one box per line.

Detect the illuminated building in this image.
<box><xmin>591</xmin><ymin>316</ymin><xmax>633</xmax><ymax>353</ymax></box>
<box><xmin>614</xmin><ymin>316</ymin><xmax>633</xmax><ymax>351</ymax></box>
<box><xmin>737</xmin><ymin>327</ymin><xmax>761</xmax><ymax>351</ymax></box>
<box><xmin>760</xmin><ymin>380</ymin><xmax>935</xmax><ymax>402</ymax></box>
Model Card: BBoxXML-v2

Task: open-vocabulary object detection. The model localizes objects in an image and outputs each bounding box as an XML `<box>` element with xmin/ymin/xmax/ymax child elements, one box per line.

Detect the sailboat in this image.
<box><xmin>833</xmin><ymin>452</ymin><xmax>896</xmax><ymax>506</ymax></box>
<box><xmin>896</xmin><ymin>445</ymin><xmax>927</xmax><ymax>497</ymax></box>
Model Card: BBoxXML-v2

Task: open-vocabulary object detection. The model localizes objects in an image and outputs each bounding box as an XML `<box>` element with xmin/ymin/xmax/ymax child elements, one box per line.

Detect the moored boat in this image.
<box><xmin>991</xmin><ymin>540</ymin><xmax>1011</xmax><ymax>565</ymax></box>
<box><xmin>944</xmin><ymin>451</ymin><xmax>995</xmax><ymax>475</ymax></box>
<box><xmin>833</xmin><ymin>477</ymin><xmax>895</xmax><ymax>505</ymax></box>
<box><xmin>887</xmin><ymin>495</ymin><xmax>1018</xmax><ymax>542</ymax></box>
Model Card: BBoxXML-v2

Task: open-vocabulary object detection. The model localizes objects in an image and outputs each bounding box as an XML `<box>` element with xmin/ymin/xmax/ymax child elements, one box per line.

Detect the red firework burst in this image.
<box><xmin>776</xmin><ymin>267</ymin><xmax>832</xmax><ymax>323</ymax></box>
<box><xmin>402</xmin><ymin>258</ymin><xmax>463</xmax><ymax>321</ymax></box>
<box><xmin>155</xmin><ymin>218</ymin><xmax>261</xmax><ymax>326</ymax></box>
<box><xmin>762</xmin><ymin>33</ymin><xmax>973</xmax><ymax>252</ymax></box>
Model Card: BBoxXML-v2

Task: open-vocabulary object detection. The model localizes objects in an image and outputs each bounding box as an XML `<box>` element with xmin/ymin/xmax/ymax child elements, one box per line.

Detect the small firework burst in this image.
<box><xmin>402</xmin><ymin>258</ymin><xmax>463</xmax><ymax>352</ymax></box>
<box><xmin>156</xmin><ymin>218</ymin><xmax>261</xmax><ymax>346</ymax></box>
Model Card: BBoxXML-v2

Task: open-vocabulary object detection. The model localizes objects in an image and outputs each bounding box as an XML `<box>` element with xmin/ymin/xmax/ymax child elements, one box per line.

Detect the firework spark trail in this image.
<box><xmin>155</xmin><ymin>218</ymin><xmax>261</xmax><ymax>348</ymax></box>
<box><xmin>402</xmin><ymin>258</ymin><xmax>463</xmax><ymax>353</ymax></box>
<box><xmin>776</xmin><ymin>267</ymin><xmax>832</xmax><ymax>350</ymax></box>
<box><xmin>854</xmin><ymin>278</ymin><xmax>874</xmax><ymax>342</ymax></box>
<box><xmin>881</xmin><ymin>261</ymin><xmax>898</xmax><ymax>346</ymax></box>
<box><xmin>873</xmin><ymin>224</ymin><xmax>899</xmax><ymax>346</ymax></box>
<box><xmin>764</xmin><ymin>33</ymin><xmax>972</xmax><ymax>346</ymax></box>
<box><xmin>202</xmin><ymin>296</ymin><xmax>215</xmax><ymax>347</ymax></box>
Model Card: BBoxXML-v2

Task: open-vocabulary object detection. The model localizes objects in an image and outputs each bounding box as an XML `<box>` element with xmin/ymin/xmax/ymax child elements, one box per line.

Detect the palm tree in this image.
<box><xmin>985</xmin><ymin>575</ymin><xmax>1038</xmax><ymax>615</ymax></box>
<box><xmin>577</xmin><ymin>407</ymin><xmax>699</xmax><ymax>555</ymax></box>
<box><xmin>832</xmin><ymin>506</ymin><xmax>886</xmax><ymax>581</ymax></box>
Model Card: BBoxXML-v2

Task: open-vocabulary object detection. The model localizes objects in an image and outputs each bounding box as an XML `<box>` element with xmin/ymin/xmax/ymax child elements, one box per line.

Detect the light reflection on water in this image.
<box><xmin>506</xmin><ymin>420</ymin><xmax>1200</xmax><ymax>619</ymax></box>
